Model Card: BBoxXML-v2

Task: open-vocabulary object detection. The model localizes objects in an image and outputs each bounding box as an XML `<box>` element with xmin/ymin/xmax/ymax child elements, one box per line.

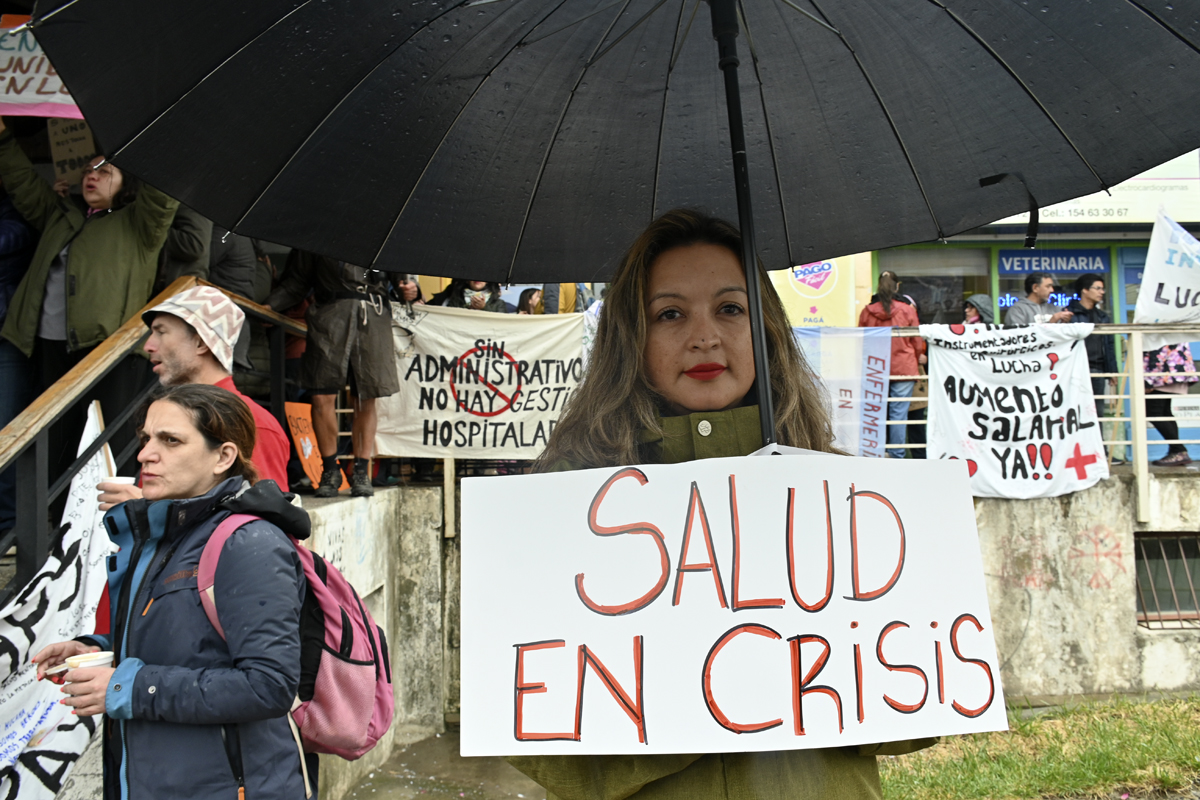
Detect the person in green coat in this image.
<box><xmin>0</xmin><ymin>118</ymin><xmax>178</xmax><ymax>379</ymax></box>
<box><xmin>509</xmin><ymin>209</ymin><xmax>934</xmax><ymax>800</ymax></box>
<box><xmin>0</xmin><ymin>117</ymin><xmax>178</xmax><ymax>481</ymax></box>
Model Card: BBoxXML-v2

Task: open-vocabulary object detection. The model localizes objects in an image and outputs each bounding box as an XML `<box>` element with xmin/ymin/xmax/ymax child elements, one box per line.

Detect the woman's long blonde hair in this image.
<box><xmin>536</xmin><ymin>209</ymin><xmax>834</xmax><ymax>471</ymax></box>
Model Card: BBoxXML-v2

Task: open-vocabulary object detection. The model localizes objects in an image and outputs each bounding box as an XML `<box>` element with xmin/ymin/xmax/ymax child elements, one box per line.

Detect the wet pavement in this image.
<box><xmin>345</xmin><ymin>730</ymin><xmax>546</xmax><ymax>800</ymax></box>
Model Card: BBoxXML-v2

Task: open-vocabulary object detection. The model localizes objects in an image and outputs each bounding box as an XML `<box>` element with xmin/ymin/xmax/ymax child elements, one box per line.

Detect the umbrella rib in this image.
<box><xmin>805</xmin><ymin>0</ymin><xmax>946</xmax><ymax>238</ymax></box>
<box><xmin>362</xmin><ymin>0</ymin><xmax>578</xmax><ymax>271</ymax></box>
<box><xmin>107</xmin><ymin>0</ymin><xmax>319</xmax><ymax>160</ymax></box>
<box><xmin>504</xmin><ymin>0</ymin><xmax>640</xmax><ymax>283</ymax></box>
<box><xmin>586</xmin><ymin>0</ymin><xmax>672</xmax><ymax>68</ymax></box>
<box><xmin>521</xmin><ymin>0</ymin><xmax>627</xmax><ymax>46</ymax></box>
<box><xmin>737</xmin><ymin>0</ymin><xmax>796</xmax><ymax>264</ymax></box>
<box><xmin>924</xmin><ymin>0</ymin><xmax>1109</xmax><ymax>194</ymax></box>
<box><xmin>18</xmin><ymin>0</ymin><xmax>84</xmax><ymax>30</ymax></box>
<box><xmin>1122</xmin><ymin>0</ymin><xmax>1200</xmax><ymax>58</ymax></box>
<box><xmin>654</xmin><ymin>0</ymin><xmax>694</xmax><ymax>218</ymax></box>
<box><xmin>771</xmin><ymin>0</ymin><xmax>839</xmax><ymax>36</ymax></box>
<box><xmin>668</xmin><ymin>0</ymin><xmax>701</xmax><ymax>72</ymax></box>
<box><xmin>231</xmin><ymin>0</ymin><xmax>495</xmax><ymax>233</ymax></box>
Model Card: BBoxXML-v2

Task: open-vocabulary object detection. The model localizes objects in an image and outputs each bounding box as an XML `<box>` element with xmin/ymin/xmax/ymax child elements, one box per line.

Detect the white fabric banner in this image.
<box><xmin>0</xmin><ymin>403</ymin><xmax>111</xmax><ymax>798</ymax></box>
<box><xmin>923</xmin><ymin>323</ymin><xmax>1108</xmax><ymax>499</ymax></box>
<box><xmin>794</xmin><ymin>327</ymin><xmax>892</xmax><ymax>458</ymax></box>
<box><xmin>460</xmin><ymin>454</ymin><xmax>1006</xmax><ymax>756</ymax></box>
<box><xmin>376</xmin><ymin>304</ymin><xmax>585</xmax><ymax>459</ymax></box>
<box><xmin>1133</xmin><ymin>208</ymin><xmax>1200</xmax><ymax>350</ymax></box>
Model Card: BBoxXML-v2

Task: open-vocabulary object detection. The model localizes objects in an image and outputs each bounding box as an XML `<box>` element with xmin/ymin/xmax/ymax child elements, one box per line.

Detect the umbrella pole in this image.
<box><xmin>710</xmin><ymin>0</ymin><xmax>776</xmax><ymax>446</ymax></box>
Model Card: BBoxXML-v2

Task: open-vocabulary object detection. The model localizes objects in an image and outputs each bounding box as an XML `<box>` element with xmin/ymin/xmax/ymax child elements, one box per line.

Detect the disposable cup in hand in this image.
<box><xmin>65</xmin><ymin>651</ymin><xmax>114</xmax><ymax>670</ymax></box>
<box><xmin>101</xmin><ymin>477</ymin><xmax>136</xmax><ymax>486</ymax></box>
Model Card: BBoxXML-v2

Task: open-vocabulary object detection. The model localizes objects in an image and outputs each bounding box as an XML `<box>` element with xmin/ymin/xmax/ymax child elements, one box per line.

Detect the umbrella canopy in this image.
<box><xmin>27</xmin><ymin>0</ymin><xmax>1200</xmax><ymax>283</ymax></box>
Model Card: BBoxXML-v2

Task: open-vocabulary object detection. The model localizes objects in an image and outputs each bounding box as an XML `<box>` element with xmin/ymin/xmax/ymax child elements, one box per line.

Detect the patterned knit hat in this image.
<box><xmin>143</xmin><ymin>286</ymin><xmax>245</xmax><ymax>374</ymax></box>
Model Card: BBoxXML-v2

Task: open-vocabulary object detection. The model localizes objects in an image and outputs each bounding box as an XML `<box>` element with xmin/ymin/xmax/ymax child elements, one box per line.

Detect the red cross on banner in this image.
<box><xmin>1064</xmin><ymin>442</ymin><xmax>1099</xmax><ymax>481</ymax></box>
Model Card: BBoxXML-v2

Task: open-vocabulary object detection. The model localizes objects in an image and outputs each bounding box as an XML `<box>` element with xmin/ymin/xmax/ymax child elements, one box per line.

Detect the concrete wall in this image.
<box><xmin>308</xmin><ymin>485</ymin><xmax>447</xmax><ymax>800</ymax></box>
<box><xmin>979</xmin><ymin>472</ymin><xmax>1200</xmax><ymax>705</ymax></box>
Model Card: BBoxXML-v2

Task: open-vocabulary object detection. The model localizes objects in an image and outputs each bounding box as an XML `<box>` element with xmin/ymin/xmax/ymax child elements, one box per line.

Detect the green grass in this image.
<box><xmin>879</xmin><ymin>697</ymin><xmax>1200</xmax><ymax>799</ymax></box>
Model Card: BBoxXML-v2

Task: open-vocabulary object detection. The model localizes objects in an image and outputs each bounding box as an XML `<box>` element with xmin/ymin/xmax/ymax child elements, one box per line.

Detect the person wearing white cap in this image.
<box><xmin>97</xmin><ymin>286</ymin><xmax>290</xmax><ymax>509</ymax></box>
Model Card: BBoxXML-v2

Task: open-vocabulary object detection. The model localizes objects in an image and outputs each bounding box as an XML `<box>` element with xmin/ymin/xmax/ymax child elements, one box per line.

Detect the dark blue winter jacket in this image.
<box><xmin>78</xmin><ymin>478</ymin><xmax>309</xmax><ymax>800</ymax></box>
<box><xmin>0</xmin><ymin>192</ymin><xmax>35</xmax><ymax>325</ymax></box>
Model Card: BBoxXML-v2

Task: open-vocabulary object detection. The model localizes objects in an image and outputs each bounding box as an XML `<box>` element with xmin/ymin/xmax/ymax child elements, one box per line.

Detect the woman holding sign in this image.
<box><xmin>511</xmin><ymin>209</ymin><xmax>934</xmax><ymax>800</ymax></box>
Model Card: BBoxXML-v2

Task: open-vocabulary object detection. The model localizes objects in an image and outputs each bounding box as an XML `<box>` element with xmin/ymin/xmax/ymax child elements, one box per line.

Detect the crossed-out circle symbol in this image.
<box><xmin>448</xmin><ymin>346</ymin><xmax>523</xmax><ymax>417</ymax></box>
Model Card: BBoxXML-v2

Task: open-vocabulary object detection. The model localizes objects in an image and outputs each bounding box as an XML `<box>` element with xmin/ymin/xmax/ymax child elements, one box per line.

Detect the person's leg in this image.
<box><xmin>1146</xmin><ymin>394</ymin><xmax>1188</xmax><ymax>463</ymax></box>
<box><xmin>1091</xmin><ymin>376</ymin><xmax>1107</xmax><ymax>420</ymax></box>
<box><xmin>886</xmin><ymin>380</ymin><xmax>914</xmax><ymax>458</ymax></box>
<box><xmin>906</xmin><ymin>405</ymin><xmax>927</xmax><ymax>459</ymax></box>
<box><xmin>351</xmin><ymin>396</ymin><xmax>376</xmax><ymax>461</ymax></box>
<box><xmin>310</xmin><ymin>391</ymin><xmax>344</xmax><ymax>496</ymax></box>
<box><xmin>311</xmin><ymin>393</ymin><xmax>339</xmax><ymax>457</ymax></box>
<box><xmin>348</xmin><ymin>395</ymin><xmax>377</xmax><ymax>497</ymax></box>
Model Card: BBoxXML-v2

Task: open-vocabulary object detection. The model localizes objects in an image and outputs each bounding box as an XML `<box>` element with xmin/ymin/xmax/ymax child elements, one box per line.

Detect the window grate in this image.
<box><xmin>1135</xmin><ymin>533</ymin><xmax>1200</xmax><ymax>629</ymax></box>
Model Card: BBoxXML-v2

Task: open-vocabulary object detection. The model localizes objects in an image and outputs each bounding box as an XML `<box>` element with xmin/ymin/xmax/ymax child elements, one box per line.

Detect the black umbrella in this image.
<box><xmin>24</xmin><ymin>0</ymin><xmax>1200</xmax><ymax>443</ymax></box>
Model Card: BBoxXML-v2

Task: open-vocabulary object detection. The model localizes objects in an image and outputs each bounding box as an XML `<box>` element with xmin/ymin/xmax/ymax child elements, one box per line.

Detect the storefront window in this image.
<box><xmin>996</xmin><ymin>249</ymin><xmax>1111</xmax><ymax>323</ymax></box>
<box><xmin>876</xmin><ymin>248</ymin><xmax>990</xmax><ymax>324</ymax></box>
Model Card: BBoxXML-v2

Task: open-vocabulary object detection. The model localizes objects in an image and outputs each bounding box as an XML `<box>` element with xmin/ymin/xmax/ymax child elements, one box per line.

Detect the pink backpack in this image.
<box><xmin>199</xmin><ymin>513</ymin><xmax>394</xmax><ymax>761</ymax></box>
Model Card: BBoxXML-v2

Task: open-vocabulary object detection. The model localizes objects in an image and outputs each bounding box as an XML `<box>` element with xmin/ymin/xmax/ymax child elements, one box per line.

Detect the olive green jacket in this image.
<box><xmin>508</xmin><ymin>405</ymin><xmax>935</xmax><ymax>800</ymax></box>
<box><xmin>0</xmin><ymin>130</ymin><xmax>179</xmax><ymax>355</ymax></box>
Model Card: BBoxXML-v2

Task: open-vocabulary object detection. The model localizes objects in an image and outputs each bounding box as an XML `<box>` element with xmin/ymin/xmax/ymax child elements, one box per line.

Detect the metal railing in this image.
<box><xmin>0</xmin><ymin>277</ymin><xmax>306</xmax><ymax>606</ymax></box>
<box><xmin>884</xmin><ymin>323</ymin><xmax>1200</xmax><ymax>523</ymax></box>
<box><xmin>1135</xmin><ymin>532</ymin><xmax>1200</xmax><ymax>629</ymax></box>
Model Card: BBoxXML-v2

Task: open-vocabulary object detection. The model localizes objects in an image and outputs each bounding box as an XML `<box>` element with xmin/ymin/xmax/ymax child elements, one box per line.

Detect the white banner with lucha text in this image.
<box><xmin>460</xmin><ymin>453</ymin><xmax>1006</xmax><ymax>755</ymax></box>
<box><xmin>376</xmin><ymin>304</ymin><xmax>585</xmax><ymax>459</ymax></box>
<box><xmin>1133</xmin><ymin>208</ymin><xmax>1200</xmax><ymax>350</ymax></box>
<box><xmin>923</xmin><ymin>323</ymin><xmax>1108</xmax><ymax>499</ymax></box>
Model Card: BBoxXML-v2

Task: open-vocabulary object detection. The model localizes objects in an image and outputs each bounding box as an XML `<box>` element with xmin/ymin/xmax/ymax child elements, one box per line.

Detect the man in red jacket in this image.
<box><xmin>98</xmin><ymin>286</ymin><xmax>290</xmax><ymax>507</ymax></box>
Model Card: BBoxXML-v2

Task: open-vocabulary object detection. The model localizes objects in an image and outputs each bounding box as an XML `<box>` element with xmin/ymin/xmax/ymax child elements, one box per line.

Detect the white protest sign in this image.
<box><xmin>1134</xmin><ymin>208</ymin><xmax>1200</xmax><ymax>350</ymax></box>
<box><xmin>1</xmin><ymin>403</ymin><xmax>111</xmax><ymax>798</ymax></box>
<box><xmin>460</xmin><ymin>454</ymin><xmax>1005</xmax><ymax>756</ymax></box>
<box><xmin>923</xmin><ymin>323</ymin><xmax>1108</xmax><ymax>499</ymax></box>
<box><xmin>376</xmin><ymin>304</ymin><xmax>584</xmax><ymax>459</ymax></box>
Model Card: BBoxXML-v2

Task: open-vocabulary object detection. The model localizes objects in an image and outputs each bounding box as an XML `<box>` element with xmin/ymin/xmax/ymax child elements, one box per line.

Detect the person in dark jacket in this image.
<box><xmin>0</xmin><ymin>188</ymin><xmax>35</xmax><ymax>535</ymax></box>
<box><xmin>429</xmin><ymin>279</ymin><xmax>507</xmax><ymax>312</ymax></box>
<box><xmin>963</xmin><ymin>294</ymin><xmax>995</xmax><ymax>325</ymax></box>
<box><xmin>1066</xmin><ymin>273</ymin><xmax>1118</xmax><ymax>418</ymax></box>
<box><xmin>34</xmin><ymin>384</ymin><xmax>311</xmax><ymax>800</ymax></box>
<box><xmin>155</xmin><ymin>204</ymin><xmax>213</xmax><ymax>292</ymax></box>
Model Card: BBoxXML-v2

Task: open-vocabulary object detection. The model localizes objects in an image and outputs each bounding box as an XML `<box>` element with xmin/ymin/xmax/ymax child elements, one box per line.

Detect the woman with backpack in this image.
<box><xmin>34</xmin><ymin>384</ymin><xmax>315</xmax><ymax>799</ymax></box>
<box><xmin>509</xmin><ymin>209</ymin><xmax>935</xmax><ymax>800</ymax></box>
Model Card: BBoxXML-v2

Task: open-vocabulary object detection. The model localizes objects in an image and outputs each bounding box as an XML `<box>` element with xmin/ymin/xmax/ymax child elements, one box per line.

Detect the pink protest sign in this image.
<box><xmin>0</xmin><ymin>17</ymin><xmax>82</xmax><ymax>119</ymax></box>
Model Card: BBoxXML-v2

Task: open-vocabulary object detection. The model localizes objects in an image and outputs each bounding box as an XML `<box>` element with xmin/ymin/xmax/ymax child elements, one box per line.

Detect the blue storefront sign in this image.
<box><xmin>998</xmin><ymin>249</ymin><xmax>1111</xmax><ymax>275</ymax></box>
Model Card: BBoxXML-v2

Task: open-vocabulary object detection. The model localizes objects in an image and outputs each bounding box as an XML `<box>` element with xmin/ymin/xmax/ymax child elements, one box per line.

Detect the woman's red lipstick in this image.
<box><xmin>684</xmin><ymin>363</ymin><xmax>726</xmax><ymax>381</ymax></box>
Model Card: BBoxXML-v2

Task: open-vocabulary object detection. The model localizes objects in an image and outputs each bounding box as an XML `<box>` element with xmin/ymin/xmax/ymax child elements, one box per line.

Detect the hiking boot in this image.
<box><xmin>350</xmin><ymin>467</ymin><xmax>375</xmax><ymax>497</ymax></box>
<box><xmin>314</xmin><ymin>465</ymin><xmax>343</xmax><ymax>497</ymax></box>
